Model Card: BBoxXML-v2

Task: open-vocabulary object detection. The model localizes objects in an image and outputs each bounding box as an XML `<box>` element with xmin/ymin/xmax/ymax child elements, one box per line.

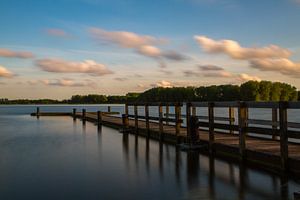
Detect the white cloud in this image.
<box><xmin>137</xmin><ymin>45</ymin><xmax>161</xmax><ymax>57</ymax></box>
<box><xmin>151</xmin><ymin>80</ymin><xmax>173</xmax><ymax>88</ymax></box>
<box><xmin>0</xmin><ymin>66</ymin><xmax>14</xmax><ymax>78</ymax></box>
<box><xmin>237</xmin><ymin>73</ymin><xmax>261</xmax><ymax>82</ymax></box>
<box><xmin>35</xmin><ymin>58</ymin><xmax>113</xmax><ymax>76</ymax></box>
<box><xmin>0</xmin><ymin>48</ymin><xmax>34</xmax><ymax>58</ymax></box>
<box><xmin>194</xmin><ymin>35</ymin><xmax>291</xmax><ymax>60</ymax></box>
<box><xmin>249</xmin><ymin>58</ymin><xmax>300</xmax><ymax>77</ymax></box>
<box><xmin>89</xmin><ymin>27</ymin><xmax>164</xmax><ymax>48</ymax></box>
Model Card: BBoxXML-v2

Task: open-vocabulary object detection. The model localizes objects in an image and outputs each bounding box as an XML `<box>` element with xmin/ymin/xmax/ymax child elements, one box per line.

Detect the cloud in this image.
<box><xmin>89</xmin><ymin>27</ymin><xmax>187</xmax><ymax>67</ymax></box>
<box><xmin>89</xmin><ymin>27</ymin><xmax>164</xmax><ymax>48</ymax></box>
<box><xmin>45</xmin><ymin>29</ymin><xmax>69</xmax><ymax>38</ymax></box>
<box><xmin>237</xmin><ymin>73</ymin><xmax>261</xmax><ymax>82</ymax></box>
<box><xmin>35</xmin><ymin>58</ymin><xmax>114</xmax><ymax>76</ymax></box>
<box><xmin>151</xmin><ymin>80</ymin><xmax>173</xmax><ymax>88</ymax></box>
<box><xmin>203</xmin><ymin>71</ymin><xmax>232</xmax><ymax>78</ymax></box>
<box><xmin>198</xmin><ymin>64</ymin><xmax>224</xmax><ymax>71</ymax></box>
<box><xmin>114</xmin><ymin>77</ymin><xmax>128</xmax><ymax>81</ymax></box>
<box><xmin>29</xmin><ymin>78</ymin><xmax>97</xmax><ymax>88</ymax></box>
<box><xmin>0</xmin><ymin>66</ymin><xmax>15</xmax><ymax>78</ymax></box>
<box><xmin>194</xmin><ymin>35</ymin><xmax>291</xmax><ymax>60</ymax></box>
<box><xmin>0</xmin><ymin>48</ymin><xmax>34</xmax><ymax>58</ymax></box>
<box><xmin>249</xmin><ymin>58</ymin><xmax>300</xmax><ymax>77</ymax></box>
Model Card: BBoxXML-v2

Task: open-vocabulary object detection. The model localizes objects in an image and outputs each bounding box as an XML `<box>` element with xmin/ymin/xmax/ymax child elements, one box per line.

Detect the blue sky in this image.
<box><xmin>1</xmin><ymin>0</ymin><xmax>300</xmax><ymax>99</ymax></box>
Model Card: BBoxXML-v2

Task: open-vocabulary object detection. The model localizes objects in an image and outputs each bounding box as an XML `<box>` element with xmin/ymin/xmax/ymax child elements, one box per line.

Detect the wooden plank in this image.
<box><xmin>229</xmin><ymin>107</ymin><xmax>234</xmax><ymax>134</ymax></box>
<box><xmin>238</xmin><ymin>102</ymin><xmax>248</xmax><ymax>159</ymax></box>
<box><xmin>246</xmin><ymin>101</ymin><xmax>279</xmax><ymax>108</ymax></box>
<box><xmin>209</xmin><ymin>102</ymin><xmax>215</xmax><ymax>153</ymax></box>
<box><xmin>279</xmin><ymin>101</ymin><xmax>288</xmax><ymax>171</ymax></box>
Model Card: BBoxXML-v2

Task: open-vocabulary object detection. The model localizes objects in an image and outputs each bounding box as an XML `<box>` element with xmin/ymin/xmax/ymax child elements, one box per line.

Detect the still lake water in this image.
<box><xmin>0</xmin><ymin>105</ymin><xmax>300</xmax><ymax>200</ymax></box>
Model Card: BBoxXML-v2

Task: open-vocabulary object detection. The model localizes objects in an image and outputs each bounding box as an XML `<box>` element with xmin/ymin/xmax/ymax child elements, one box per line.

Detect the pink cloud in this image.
<box><xmin>0</xmin><ymin>48</ymin><xmax>34</xmax><ymax>58</ymax></box>
<box><xmin>0</xmin><ymin>66</ymin><xmax>15</xmax><ymax>78</ymax></box>
<box><xmin>45</xmin><ymin>29</ymin><xmax>69</xmax><ymax>38</ymax></box>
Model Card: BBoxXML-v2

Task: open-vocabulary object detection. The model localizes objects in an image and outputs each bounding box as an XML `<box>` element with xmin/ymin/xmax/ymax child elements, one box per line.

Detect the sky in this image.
<box><xmin>1</xmin><ymin>0</ymin><xmax>300</xmax><ymax>99</ymax></box>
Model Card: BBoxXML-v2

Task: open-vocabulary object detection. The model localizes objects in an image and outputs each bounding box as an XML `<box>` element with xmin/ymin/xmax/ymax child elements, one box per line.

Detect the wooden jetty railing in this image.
<box><xmin>31</xmin><ymin>101</ymin><xmax>300</xmax><ymax>175</ymax></box>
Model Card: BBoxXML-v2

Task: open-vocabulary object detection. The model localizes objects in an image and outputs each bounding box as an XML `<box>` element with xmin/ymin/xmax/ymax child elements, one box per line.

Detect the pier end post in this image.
<box><xmin>134</xmin><ymin>104</ymin><xmax>138</xmax><ymax>134</ymax></box>
<box><xmin>279</xmin><ymin>101</ymin><xmax>289</xmax><ymax>171</ymax></box>
<box><xmin>82</xmin><ymin>109</ymin><xmax>86</xmax><ymax>123</ymax></box>
<box><xmin>97</xmin><ymin>111</ymin><xmax>102</xmax><ymax>125</ymax></box>
<box><xmin>36</xmin><ymin>107</ymin><xmax>40</xmax><ymax>118</ymax></box>
<box><xmin>73</xmin><ymin>108</ymin><xmax>76</xmax><ymax>120</ymax></box>
<box><xmin>158</xmin><ymin>103</ymin><xmax>164</xmax><ymax>141</ymax></box>
<box><xmin>108</xmin><ymin>106</ymin><xmax>111</xmax><ymax>113</ymax></box>
<box><xmin>272</xmin><ymin>108</ymin><xmax>278</xmax><ymax>140</ymax></box>
<box><xmin>190</xmin><ymin>115</ymin><xmax>199</xmax><ymax>144</ymax></box>
<box><xmin>186</xmin><ymin>102</ymin><xmax>192</xmax><ymax>143</ymax></box>
<box><xmin>175</xmin><ymin>103</ymin><xmax>181</xmax><ymax>143</ymax></box>
<box><xmin>208</xmin><ymin>102</ymin><xmax>215</xmax><ymax>153</ymax></box>
<box><xmin>145</xmin><ymin>104</ymin><xmax>150</xmax><ymax>137</ymax></box>
<box><xmin>238</xmin><ymin>101</ymin><xmax>248</xmax><ymax>160</ymax></box>
<box><xmin>122</xmin><ymin>114</ymin><xmax>129</xmax><ymax>132</ymax></box>
<box><xmin>229</xmin><ymin>107</ymin><xmax>235</xmax><ymax>134</ymax></box>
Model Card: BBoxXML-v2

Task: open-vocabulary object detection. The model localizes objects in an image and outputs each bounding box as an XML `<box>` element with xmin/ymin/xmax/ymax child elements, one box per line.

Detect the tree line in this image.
<box><xmin>0</xmin><ymin>81</ymin><xmax>299</xmax><ymax>104</ymax></box>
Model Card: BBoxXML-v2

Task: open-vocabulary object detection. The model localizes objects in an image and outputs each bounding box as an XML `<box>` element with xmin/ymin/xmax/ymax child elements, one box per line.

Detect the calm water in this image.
<box><xmin>0</xmin><ymin>105</ymin><xmax>300</xmax><ymax>200</ymax></box>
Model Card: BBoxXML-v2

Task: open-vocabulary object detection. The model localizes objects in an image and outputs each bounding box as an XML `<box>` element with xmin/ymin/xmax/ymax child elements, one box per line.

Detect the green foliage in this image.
<box><xmin>0</xmin><ymin>81</ymin><xmax>298</xmax><ymax>104</ymax></box>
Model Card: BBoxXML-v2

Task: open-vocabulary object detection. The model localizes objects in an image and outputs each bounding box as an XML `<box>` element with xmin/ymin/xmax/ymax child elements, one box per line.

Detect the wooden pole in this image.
<box><xmin>229</xmin><ymin>107</ymin><xmax>234</xmax><ymax>134</ymax></box>
<box><xmin>36</xmin><ymin>107</ymin><xmax>40</xmax><ymax>118</ymax></box>
<box><xmin>72</xmin><ymin>108</ymin><xmax>76</xmax><ymax>120</ymax></box>
<box><xmin>279</xmin><ymin>101</ymin><xmax>288</xmax><ymax>171</ymax></box>
<box><xmin>165</xmin><ymin>104</ymin><xmax>169</xmax><ymax>125</ymax></box>
<box><xmin>134</xmin><ymin>104</ymin><xmax>138</xmax><ymax>134</ymax></box>
<box><xmin>175</xmin><ymin>103</ymin><xmax>181</xmax><ymax>142</ymax></box>
<box><xmin>190</xmin><ymin>115</ymin><xmax>199</xmax><ymax>144</ymax></box>
<box><xmin>122</xmin><ymin>114</ymin><xmax>129</xmax><ymax>130</ymax></box>
<box><xmin>145</xmin><ymin>104</ymin><xmax>150</xmax><ymax>136</ymax></box>
<box><xmin>82</xmin><ymin>109</ymin><xmax>86</xmax><ymax>121</ymax></box>
<box><xmin>186</xmin><ymin>102</ymin><xmax>192</xmax><ymax>142</ymax></box>
<box><xmin>97</xmin><ymin>111</ymin><xmax>102</xmax><ymax>125</ymax></box>
<box><xmin>159</xmin><ymin>103</ymin><xmax>164</xmax><ymax>140</ymax></box>
<box><xmin>294</xmin><ymin>191</ymin><xmax>300</xmax><ymax>200</ymax></box>
<box><xmin>125</xmin><ymin>104</ymin><xmax>129</xmax><ymax>116</ymax></box>
<box><xmin>192</xmin><ymin>106</ymin><xmax>196</xmax><ymax>116</ymax></box>
<box><xmin>208</xmin><ymin>102</ymin><xmax>215</xmax><ymax>153</ymax></box>
<box><xmin>272</xmin><ymin>108</ymin><xmax>278</xmax><ymax>140</ymax></box>
<box><xmin>238</xmin><ymin>101</ymin><xmax>248</xmax><ymax>160</ymax></box>
<box><xmin>108</xmin><ymin>106</ymin><xmax>111</xmax><ymax>112</ymax></box>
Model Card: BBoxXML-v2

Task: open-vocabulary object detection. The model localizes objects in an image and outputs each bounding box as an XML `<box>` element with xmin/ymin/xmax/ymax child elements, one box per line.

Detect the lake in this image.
<box><xmin>0</xmin><ymin>105</ymin><xmax>300</xmax><ymax>199</ymax></box>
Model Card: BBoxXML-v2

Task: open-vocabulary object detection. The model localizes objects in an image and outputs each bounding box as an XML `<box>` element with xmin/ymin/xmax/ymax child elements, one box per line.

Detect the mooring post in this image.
<box><xmin>238</xmin><ymin>101</ymin><xmax>248</xmax><ymax>160</ymax></box>
<box><xmin>159</xmin><ymin>103</ymin><xmax>164</xmax><ymax>141</ymax></box>
<box><xmin>122</xmin><ymin>114</ymin><xmax>129</xmax><ymax>131</ymax></box>
<box><xmin>190</xmin><ymin>115</ymin><xmax>199</xmax><ymax>144</ymax></box>
<box><xmin>145</xmin><ymin>104</ymin><xmax>150</xmax><ymax>136</ymax></box>
<box><xmin>175</xmin><ymin>103</ymin><xmax>181</xmax><ymax>142</ymax></box>
<box><xmin>192</xmin><ymin>106</ymin><xmax>196</xmax><ymax>116</ymax></box>
<box><xmin>208</xmin><ymin>102</ymin><xmax>215</xmax><ymax>153</ymax></box>
<box><xmin>272</xmin><ymin>108</ymin><xmax>278</xmax><ymax>140</ymax></box>
<box><xmin>186</xmin><ymin>102</ymin><xmax>192</xmax><ymax>141</ymax></box>
<box><xmin>36</xmin><ymin>107</ymin><xmax>40</xmax><ymax>118</ymax></box>
<box><xmin>279</xmin><ymin>101</ymin><xmax>288</xmax><ymax>171</ymax></box>
<box><xmin>108</xmin><ymin>106</ymin><xmax>111</xmax><ymax>113</ymax></box>
<box><xmin>165</xmin><ymin>104</ymin><xmax>169</xmax><ymax>125</ymax></box>
<box><xmin>134</xmin><ymin>104</ymin><xmax>138</xmax><ymax>134</ymax></box>
<box><xmin>97</xmin><ymin>111</ymin><xmax>102</xmax><ymax>125</ymax></box>
<box><xmin>229</xmin><ymin>107</ymin><xmax>234</xmax><ymax>134</ymax></box>
<box><xmin>125</xmin><ymin>104</ymin><xmax>129</xmax><ymax>116</ymax></box>
<box><xmin>82</xmin><ymin>109</ymin><xmax>86</xmax><ymax>122</ymax></box>
<box><xmin>73</xmin><ymin>108</ymin><xmax>76</xmax><ymax>120</ymax></box>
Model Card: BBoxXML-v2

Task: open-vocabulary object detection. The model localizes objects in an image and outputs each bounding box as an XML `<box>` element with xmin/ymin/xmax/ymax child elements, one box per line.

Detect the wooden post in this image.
<box><xmin>186</xmin><ymin>102</ymin><xmax>192</xmax><ymax>141</ymax></box>
<box><xmin>134</xmin><ymin>104</ymin><xmax>138</xmax><ymax>134</ymax></box>
<box><xmin>122</xmin><ymin>114</ymin><xmax>129</xmax><ymax>130</ymax></box>
<box><xmin>208</xmin><ymin>102</ymin><xmax>215</xmax><ymax>153</ymax></box>
<box><xmin>159</xmin><ymin>103</ymin><xmax>164</xmax><ymax>140</ymax></box>
<box><xmin>190</xmin><ymin>115</ymin><xmax>199</xmax><ymax>144</ymax></box>
<box><xmin>82</xmin><ymin>109</ymin><xmax>86</xmax><ymax>121</ymax></box>
<box><xmin>145</xmin><ymin>104</ymin><xmax>150</xmax><ymax>136</ymax></box>
<box><xmin>108</xmin><ymin>106</ymin><xmax>111</xmax><ymax>112</ymax></box>
<box><xmin>279</xmin><ymin>101</ymin><xmax>288</xmax><ymax>171</ymax></box>
<box><xmin>97</xmin><ymin>111</ymin><xmax>102</xmax><ymax>125</ymax></box>
<box><xmin>192</xmin><ymin>106</ymin><xmax>196</xmax><ymax>116</ymax></box>
<box><xmin>36</xmin><ymin>107</ymin><xmax>40</xmax><ymax>118</ymax></box>
<box><xmin>125</xmin><ymin>104</ymin><xmax>129</xmax><ymax>116</ymax></box>
<box><xmin>229</xmin><ymin>107</ymin><xmax>234</xmax><ymax>134</ymax></box>
<box><xmin>72</xmin><ymin>108</ymin><xmax>76</xmax><ymax>120</ymax></box>
<box><xmin>238</xmin><ymin>101</ymin><xmax>248</xmax><ymax>159</ymax></box>
<box><xmin>175</xmin><ymin>103</ymin><xmax>181</xmax><ymax>141</ymax></box>
<box><xmin>272</xmin><ymin>108</ymin><xmax>278</xmax><ymax>140</ymax></box>
<box><xmin>165</xmin><ymin>104</ymin><xmax>169</xmax><ymax>125</ymax></box>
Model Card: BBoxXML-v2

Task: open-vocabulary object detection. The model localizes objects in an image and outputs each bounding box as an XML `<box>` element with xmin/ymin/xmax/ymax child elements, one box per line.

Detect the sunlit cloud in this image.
<box><xmin>137</xmin><ymin>45</ymin><xmax>161</xmax><ymax>57</ymax></box>
<box><xmin>45</xmin><ymin>28</ymin><xmax>70</xmax><ymax>38</ymax></box>
<box><xmin>151</xmin><ymin>80</ymin><xmax>173</xmax><ymax>88</ymax></box>
<box><xmin>194</xmin><ymin>35</ymin><xmax>291</xmax><ymax>60</ymax></box>
<box><xmin>0</xmin><ymin>48</ymin><xmax>34</xmax><ymax>58</ymax></box>
<box><xmin>35</xmin><ymin>58</ymin><xmax>114</xmax><ymax>76</ymax></box>
<box><xmin>237</xmin><ymin>73</ymin><xmax>261</xmax><ymax>82</ymax></box>
<box><xmin>250</xmin><ymin>58</ymin><xmax>300</xmax><ymax>77</ymax></box>
<box><xmin>0</xmin><ymin>66</ymin><xmax>15</xmax><ymax>78</ymax></box>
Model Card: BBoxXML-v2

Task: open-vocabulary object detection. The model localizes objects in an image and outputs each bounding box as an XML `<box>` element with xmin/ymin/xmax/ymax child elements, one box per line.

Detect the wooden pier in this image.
<box><xmin>31</xmin><ymin>101</ymin><xmax>300</xmax><ymax>176</ymax></box>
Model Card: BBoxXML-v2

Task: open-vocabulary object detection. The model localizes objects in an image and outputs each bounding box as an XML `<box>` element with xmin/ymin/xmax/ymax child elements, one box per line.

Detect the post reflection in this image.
<box><xmin>145</xmin><ymin>137</ymin><xmax>150</xmax><ymax>176</ymax></box>
<box><xmin>134</xmin><ymin>134</ymin><xmax>139</xmax><ymax>172</ymax></box>
<box><xmin>159</xmin><ymin>141</ymin><xmax>164</xmax><ymax>179</ymax></box>
<box><xmin>186</xmin><ymin>151</ymin><xmax>200</xmax><ymax>190</ymax></box>
<box><xmin>122</xmin><ymin>133</ymin><xmax>129</xmax><ymax>169</ymax></box>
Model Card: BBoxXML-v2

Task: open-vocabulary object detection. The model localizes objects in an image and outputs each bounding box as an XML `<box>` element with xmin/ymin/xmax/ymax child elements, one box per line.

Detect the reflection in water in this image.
<box><xmin>0</xmin><ymin>114</ymin><xmax>299</xmax><ymax>200</ymax></box>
